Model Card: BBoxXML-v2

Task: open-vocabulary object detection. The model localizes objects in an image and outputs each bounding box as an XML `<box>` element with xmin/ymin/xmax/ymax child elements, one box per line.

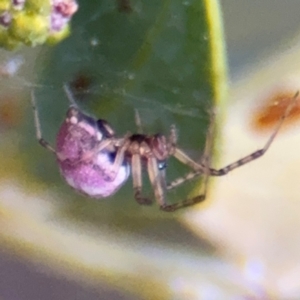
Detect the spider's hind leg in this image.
<box><xmin>201</xmin><ymin>91</ymin><xmax>299</xmax><ymax>177</ymax></box>
<box><xmin>160</xmin><ymin>192</ymin><xmax>207</xmax><ymax>212</ymax></box>
<box><xmin>161</xmin><ymin>151</ymin><xmax>210</xmax><ymax>212</ymax></box>
<box><xmin>167</xmin><ymin>91</ymin><xmax>298</xmax><ymax>193</ymax></box>
<box><xmin>160</xmin><ymin>111</ymin><xmax>214</xmax><ymax>212</ymax></box>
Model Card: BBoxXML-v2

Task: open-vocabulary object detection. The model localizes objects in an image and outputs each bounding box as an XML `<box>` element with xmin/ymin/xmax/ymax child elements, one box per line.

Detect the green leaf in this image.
<box><xmin>1</xmin><ymin>0</ymin><xmax>228</xmax><ymax>298</ymax></box>
<box><xmin>24</xmin><ymin>0</ymin><xmax>227</xmax><ymax>217</ymax></box>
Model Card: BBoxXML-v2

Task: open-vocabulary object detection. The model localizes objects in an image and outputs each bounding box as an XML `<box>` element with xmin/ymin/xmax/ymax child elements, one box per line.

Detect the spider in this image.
<box><xmin>31</xmin><ymin>86</ymin><xmax>298</xmax><ymax>212</ymax></box>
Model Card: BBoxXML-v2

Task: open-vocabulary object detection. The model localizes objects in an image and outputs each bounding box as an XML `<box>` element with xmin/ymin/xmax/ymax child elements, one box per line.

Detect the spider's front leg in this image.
<box><xmin>165</xmin><ymin>137</ymin><xmax>209</xmax><ymax>190</ymax></box>
<box><xmin>159</xmin><ymin>112</ymin><xmax>215</xmax><ymax>211</ymax></box>
<box><xmin>131</xmin><ymin>153</ymin><xmax>153</xmax><ymax>205</ymax></box>
<box><xmin>31</xmin><ymin>91</ymin><xmax>56</xmax><ymax>154</ymax></box>
<box><xmin>160</xmin><ymin>149</ymin><xmax>209</xmax><ymax>212</ymax></box>
<box><xmin>168</xmin><ymin>123</ymin><xmax>209</xmax><ymax>175</ymax></box>
<box><xmin>167</xmin><ymin>91</ymin><xmax>298</xmax><ymax>190</ymax></box>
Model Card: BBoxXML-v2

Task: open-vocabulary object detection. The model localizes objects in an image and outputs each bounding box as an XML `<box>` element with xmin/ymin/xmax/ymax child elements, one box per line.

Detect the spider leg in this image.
<box><xmin>159</xmin><ymin>159</ymin><xmax>208</xmax><ymax>212</ymax></box>
<box><xmin>134</xmin><ymin>109</ymin><xmax>143</xmax><ymax>134</ymax></box>
<box><xmin>167</xmin><ymin>91</ymin><xmax>299</xmax><ymax>189</ymax></box>
<box><xmin>146</xmin><ymin>154</ymin><xmax>205</xmax><ymax>212</ymax></box>
<box><xmin>147</xmin><ymin>156</ymin><xmax>165</xmax><ymax>207</ymax></box>
<box><xmin>201</xmin><ymin>90</ymin><xmax>298</xmax><ymax>177</ymax></box>
<box><xmin>63</xmin><ymin>83</ymin><xmax>78</xmax><ymax>107</ymax></box>
<box><xmin>161</xmin><ymin>186</ymin><xmax>207</xmax><ymax>212</ymax></box>
<box><xmin>76</xmin><ymin>138</ymin><xmax>117</xmax><ymax>165</ymax></box>
<box><xmin>96</xmin><ymin>138</ymin><xmax>117</xmax><ymax>152</ymax></box>
<box><xmin>161</xmin><ymin>112</ymin><xmax>215</xmax><ymax>211</ymax></box>
<box><xmin>169</xmin><ymin>124</ymin><xmax>177</xmax><ymax>145</ymax></box>
<box><xmin>163</xmin><ymin>146</ymin><xmax>209</xmax><ymax>191</ymax></box>
<box><xmin>101</xmin><ymin>139</ymin><xmax>130</xmax><ymax>181</ymax></box>
<box><xmin>31</xmin><ymin>91</ymin><xmax>56</xmax><ymax>154</ymax></box>
<box><xmin>166</xmin><ymin>170</ymin><xmax>202</xmax><ymax>190</ymax></box>
<box><xmin>168</xmin><ymin>122</ymin><xmax>207</xmax><ymax>172</ymax></box>
<box><xmin>167</xmin><ymin>109</ymin><xmax>216</xmax><ymax>190</ymax></box>
<box><xmin>165</xmin><ymin>121</ymin><xmax>207</xmax><ymax>190</ymax></box>
<box><xmin>173</xmin><ymin>148</ymin><xmax>207</xmax><ymax>172</ymax></box>
<box><xmin>131</xmin><ymin>111</ymin><xmax>156</xmax><ymax>205</ymax></box>
<box><xmin>132</xmin><ymin>154</ymin><xmax>153</xmax><ymax>205</ymax></box>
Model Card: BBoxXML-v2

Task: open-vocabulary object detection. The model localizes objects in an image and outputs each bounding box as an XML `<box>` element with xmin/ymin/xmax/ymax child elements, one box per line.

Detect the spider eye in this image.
<box><xmin>158</xmin><ymin>160</ymin><xmax>167</xmax><ymax>170</ymax></box>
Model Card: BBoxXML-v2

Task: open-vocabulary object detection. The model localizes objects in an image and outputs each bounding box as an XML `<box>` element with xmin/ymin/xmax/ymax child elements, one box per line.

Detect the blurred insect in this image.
<box><xmin>31</xmin><ymin>87</ymin><xmax>298</xmax><ymax>212</ymax></box>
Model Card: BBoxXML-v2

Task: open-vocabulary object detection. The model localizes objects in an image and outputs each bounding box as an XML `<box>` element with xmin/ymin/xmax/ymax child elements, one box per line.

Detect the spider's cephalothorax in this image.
<box><xmin>126</xmin><ymin>133</ymin><xmax>170</xmax><ymax>168</ymax></box>
<box><xmin>119</xmin><ymin>132</ymin><xmax>173</xmax><ymax>207</ymax></box>
<box><xmin>31</xmin><ymin>87</ymin><xmax>298</xmax><ymax>212</ymax></box>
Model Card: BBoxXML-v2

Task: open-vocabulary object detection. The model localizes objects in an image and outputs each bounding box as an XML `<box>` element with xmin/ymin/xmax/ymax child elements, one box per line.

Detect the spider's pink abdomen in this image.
<box><xmin>55</xmin><ymin>113</ymin><xmax>129</xmax><ymax>198</ymax></box>
<box><xmin>56</xmin><ymin>121</ymin><xmax>82</xmax><ymax>161</ymax></box>
<box><xmin>58</xmin><ymin>154</ymin><xmax>129</xmax><ymax>198</ymax></box>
